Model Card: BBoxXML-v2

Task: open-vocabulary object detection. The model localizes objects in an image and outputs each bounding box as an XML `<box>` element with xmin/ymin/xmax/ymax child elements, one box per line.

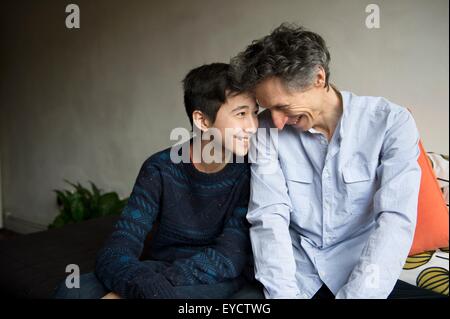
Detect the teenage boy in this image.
<box><xmin>53</xmin><ymin>63</ymin><xmax>259</xmax><ymax>299</ymax></box>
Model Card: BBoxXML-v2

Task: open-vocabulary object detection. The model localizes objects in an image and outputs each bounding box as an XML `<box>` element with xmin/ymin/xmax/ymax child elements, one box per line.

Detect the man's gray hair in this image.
<box><xmin>231</xmin><ymin>23</ymin><xmax>331</xmax><ymax>92</ymax></box>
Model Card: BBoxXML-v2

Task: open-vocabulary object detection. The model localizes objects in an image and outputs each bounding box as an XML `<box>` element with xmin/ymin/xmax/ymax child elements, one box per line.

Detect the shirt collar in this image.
<box><xmin>338</xmin><ymin>90</ymin><xmax>352</xmax><ymax>140</ymax></box>
<box><xmin>307</xmin><ymin>90</ymin><xmax>351</xmax><ymax>141</ymax></box>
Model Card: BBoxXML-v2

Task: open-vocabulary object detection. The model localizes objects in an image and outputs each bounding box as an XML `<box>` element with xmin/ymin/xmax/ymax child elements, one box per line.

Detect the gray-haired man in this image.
<box><xmin>231</xmin><ymin>23</ymin><xmax>444</xmax><ymax>299</ymax></box>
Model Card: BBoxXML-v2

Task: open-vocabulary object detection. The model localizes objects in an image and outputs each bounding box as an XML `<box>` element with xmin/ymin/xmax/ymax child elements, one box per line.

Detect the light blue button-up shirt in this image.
<box><xmin>247</xmin><ymin>91</ymin><xmax>421</xmax><ymax>299</ymax></box>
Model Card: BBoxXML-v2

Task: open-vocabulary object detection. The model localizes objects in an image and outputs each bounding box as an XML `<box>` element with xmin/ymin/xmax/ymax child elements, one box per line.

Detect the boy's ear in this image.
<box><xmin>192</xmin><ymin>110</ymin><xmax>212</xmax><ymax>132</ymax></box>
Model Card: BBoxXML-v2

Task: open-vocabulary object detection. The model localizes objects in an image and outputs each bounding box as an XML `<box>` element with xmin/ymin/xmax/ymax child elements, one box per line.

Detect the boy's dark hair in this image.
<box><xmin>183</xmin><ymin>63</ymin><xmax>241</xmax><ymax>126</ymax></box>
<box><xmin>231</xmin><ymin>23</ymin><xmax>331</xmax><ymax>92</ymax></box>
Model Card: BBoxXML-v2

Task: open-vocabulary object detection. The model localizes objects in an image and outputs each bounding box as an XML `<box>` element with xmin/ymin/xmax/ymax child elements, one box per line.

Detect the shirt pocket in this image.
<box><xmin>281</xmin><ymin>162</ymin><xmax>313</xmax><ymax>222</ymax></box>
<box><xmin>342</xmin><ymin>161</ymin><xmax>377</xmax><ymax>215</ymax></box>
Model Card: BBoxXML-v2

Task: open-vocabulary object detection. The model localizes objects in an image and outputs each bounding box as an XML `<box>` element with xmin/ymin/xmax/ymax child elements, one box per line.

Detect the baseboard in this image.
<box><xmin>4</xmin><ymin>215</ymin><xmax>47</xmax><ymax>234</ymax></box>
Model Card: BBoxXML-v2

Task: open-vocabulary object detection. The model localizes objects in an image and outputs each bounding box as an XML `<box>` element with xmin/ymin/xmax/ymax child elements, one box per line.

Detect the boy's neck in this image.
<box><xmin>190</xmin><ymin>141</ymin><xmax>229</xmax><ymax>174</ymax></box>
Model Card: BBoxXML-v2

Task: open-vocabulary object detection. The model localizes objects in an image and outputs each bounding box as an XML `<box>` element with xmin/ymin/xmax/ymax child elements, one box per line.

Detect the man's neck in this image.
<box><xmin>190</xmin><ymin>141</ymin><xmax>229</xmax><ymax>174</ymax></box>
<box><xmin>314</xmin><ymin>86</ymin><xmax>343</xmax><ymax>141</ymax></box>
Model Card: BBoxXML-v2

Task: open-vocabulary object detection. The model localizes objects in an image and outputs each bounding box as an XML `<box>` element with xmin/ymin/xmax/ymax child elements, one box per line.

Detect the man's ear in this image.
<box><xmin>192</xmin><ymin>110</ymin><xmax>212</xmax><ymax>132</ymax></box>
<box><xmin>314</xmin><ymin>67</ymin><xmax>326</xmax><ymax>88</ymax></box>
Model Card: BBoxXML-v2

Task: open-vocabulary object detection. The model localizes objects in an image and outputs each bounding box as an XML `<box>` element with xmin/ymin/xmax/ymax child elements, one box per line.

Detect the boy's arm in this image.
<box><xmin>95</xmin><ymin>159</ymin><xmax>177</xmax><ymax>299</ymax></box>
<box><xmin>161</xmin><ymin>174</ymin><xmax>252</xmax><ymax>287</ymax></box>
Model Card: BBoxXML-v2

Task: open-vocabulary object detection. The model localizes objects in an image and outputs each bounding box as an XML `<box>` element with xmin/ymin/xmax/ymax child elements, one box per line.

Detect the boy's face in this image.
<box><xmin>211</xmin><ymin>92</ymin><xmax>259</xmax><ymax>157</ymax></box>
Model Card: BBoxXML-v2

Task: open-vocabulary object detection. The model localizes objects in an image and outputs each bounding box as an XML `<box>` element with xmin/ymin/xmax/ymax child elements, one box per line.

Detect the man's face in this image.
<box><xmin>211</xmin><ymin>92</ymin><xmax>259</xmax><ymax>157</ymax></box>
<box><xmin>254</xmin><ymin>76</ymin><xmax>324</xmax><ymax>131</ymax></box>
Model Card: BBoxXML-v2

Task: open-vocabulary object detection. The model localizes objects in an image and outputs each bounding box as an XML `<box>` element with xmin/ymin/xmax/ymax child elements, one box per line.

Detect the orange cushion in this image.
<box><xmin>409</xmin><ymin>141</ymin><xmax>449</xmax><ymax>255</ymax></box>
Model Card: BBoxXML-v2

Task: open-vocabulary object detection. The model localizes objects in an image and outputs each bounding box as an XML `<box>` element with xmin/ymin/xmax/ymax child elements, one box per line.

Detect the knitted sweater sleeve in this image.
<box><xmin>94</xmin><ymin>159</ymin><xmax>177</xmax><ymax>299</ymax></box>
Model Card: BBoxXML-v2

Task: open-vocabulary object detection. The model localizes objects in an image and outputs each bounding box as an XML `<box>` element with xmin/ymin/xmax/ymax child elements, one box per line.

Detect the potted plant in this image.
<box><xmin>49</xmin><ymin>180</ymin><xmax>128</xmax><ymax>229</ymax></box>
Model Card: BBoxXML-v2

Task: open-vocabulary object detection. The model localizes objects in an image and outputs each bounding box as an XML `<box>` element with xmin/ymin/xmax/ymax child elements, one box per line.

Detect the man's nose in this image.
<box><xmin>271</xmin><ymin>110</ymin><xmax>288</xmax><ymax>130</ymax></box>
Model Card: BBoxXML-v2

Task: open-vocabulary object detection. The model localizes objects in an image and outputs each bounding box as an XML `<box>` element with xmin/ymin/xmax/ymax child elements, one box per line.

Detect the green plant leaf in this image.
<box><xmin>89</xmin><ymin>181</ymin><xmax>101</xmax><ymax>197</ymax></box>
<box><xmin>75</xmin><ymin>181</ymin><xmax>93</xmax><ymax>202</ymax></box>
<box><xmin>99</xmin><ymin>192</ymin><xmax>122</xmax><ymax>216</ymax></box>
<box><xmin>50</xmin><ymin>180</ymin><xmax>125</xmax><ymax>228</ymax></box>
<box><xmin>70</xmin><ymin>193</ymin><xmax>86</xmax><ymax>222</ymax></box>
<box><xmin>64</xmin><ymin>179</ymin><xmax>79</xmax><ymax>191</ymax></box>
<box><xmin>88</xmin><ymin>181</ymin><xmax>101</xmax><ymax>218</ymax></box>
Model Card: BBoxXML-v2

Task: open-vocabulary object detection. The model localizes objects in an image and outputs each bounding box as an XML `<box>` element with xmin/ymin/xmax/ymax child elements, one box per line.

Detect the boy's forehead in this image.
<box><xmin>224</xmin><ymin>92</ymin><xmax>256</xmax><ymax>109</ymax></box>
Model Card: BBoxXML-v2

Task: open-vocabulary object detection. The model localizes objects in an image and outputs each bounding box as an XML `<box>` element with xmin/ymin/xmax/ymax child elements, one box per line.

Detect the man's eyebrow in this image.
<box><xmin>273</xmin><ymin>104</ymin><xmax>289</xmax><ymax>109</ymax></box>
<box><xmin>256</xmin><ymin>100</ymin><xmax>288</xmax><ymax>109</ymax></box>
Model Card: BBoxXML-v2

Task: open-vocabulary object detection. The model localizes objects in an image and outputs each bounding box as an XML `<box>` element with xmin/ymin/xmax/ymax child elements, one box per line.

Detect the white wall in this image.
<box><xmin>0</xmin><ymin>0</ymin><xmax>448</xmax><ymax>232</ymax></box>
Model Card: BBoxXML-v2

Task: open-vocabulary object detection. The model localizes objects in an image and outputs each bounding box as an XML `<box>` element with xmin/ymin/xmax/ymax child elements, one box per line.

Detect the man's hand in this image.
<box><xmin>101</xmin><ymin>292</ymin><xmax>121</xmax><ymax>299</ymax></box>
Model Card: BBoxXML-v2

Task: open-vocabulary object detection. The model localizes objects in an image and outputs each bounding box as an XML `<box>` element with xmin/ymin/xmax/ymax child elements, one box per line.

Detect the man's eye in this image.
<box><xmin>237</xmin><ymin>112</ymin><xmax>246</xmax><ymax>117</ymax></box>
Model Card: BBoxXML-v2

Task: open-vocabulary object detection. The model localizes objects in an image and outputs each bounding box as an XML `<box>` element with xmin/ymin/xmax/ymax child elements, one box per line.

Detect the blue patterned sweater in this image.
<box><xmin>95</xmin><ymin>145</ymin><xmax>252</xmax><ymax>298</ymax></box>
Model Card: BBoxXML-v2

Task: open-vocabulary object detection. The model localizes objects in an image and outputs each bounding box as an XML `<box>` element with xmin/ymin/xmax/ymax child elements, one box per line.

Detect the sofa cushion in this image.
<box><xmin>409</xmin><ymin>141</ymin><xmax>449</xmax><ymax>255</ymax></box>
<box><xmin>0</xmin><ymin>215</ymin><xmax>119</xmax><ymax>298</ymax></box>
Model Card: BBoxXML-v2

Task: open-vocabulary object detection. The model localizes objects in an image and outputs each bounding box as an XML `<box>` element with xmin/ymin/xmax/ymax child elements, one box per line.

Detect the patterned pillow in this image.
<box><xmin>400</xmin><ymin>247</ymin><xmax>449</xmax><ymax>295</ymax></box>
<box><xmin>400</xmin><ymin>153</ymin><xmax>449</xmax><ymax>295</ymax></box>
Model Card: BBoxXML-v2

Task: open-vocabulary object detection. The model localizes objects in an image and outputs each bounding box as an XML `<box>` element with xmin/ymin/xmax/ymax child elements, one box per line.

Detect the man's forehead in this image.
<box><xmin>254</xmin><ymin>77</ymin><xmax>291</xmax><ymax>105</ymax></box>
<box><xmin>256</xmin><ymin>77</ymin><xmax>284</xmax><ymax>92</ymax></box>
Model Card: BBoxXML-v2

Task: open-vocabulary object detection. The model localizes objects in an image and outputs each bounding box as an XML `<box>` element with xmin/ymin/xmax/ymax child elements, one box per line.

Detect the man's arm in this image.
<box><xmin>336</xmin><ymin>109</ymin><xmax>421</xmax><ymax>299</ymax></box>
<box><xmin>161</xmin><ymin>174</ymin><xmax>252</xmax><ymax>287</ymax></box>
<box><xmin>246</xmin><ymin>128</ymin><xmax>302</xmax><ymax>299</ymax></box>
<box><xmin>95</xmin><ymin>159</ymin><xmax>177</xmax><ymax>299</ymax></box>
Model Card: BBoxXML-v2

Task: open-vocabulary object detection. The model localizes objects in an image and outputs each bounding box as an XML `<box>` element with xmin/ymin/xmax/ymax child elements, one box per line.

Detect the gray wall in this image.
<box><xmin>1</xmin><ymin>0</ymin><xmax>448</xmax><ymax>232</ymax></box>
